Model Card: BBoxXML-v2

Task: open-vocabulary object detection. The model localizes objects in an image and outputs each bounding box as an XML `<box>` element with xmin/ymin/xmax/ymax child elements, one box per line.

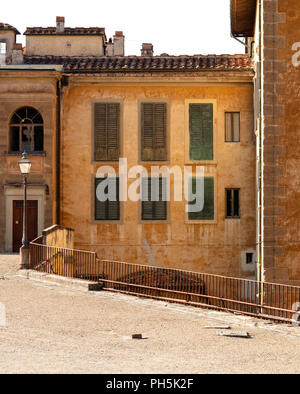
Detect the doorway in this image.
<box><xmin>12</xmin><ymin>200</ymin><xmax>38</xmax><ymax>252</ymax></box>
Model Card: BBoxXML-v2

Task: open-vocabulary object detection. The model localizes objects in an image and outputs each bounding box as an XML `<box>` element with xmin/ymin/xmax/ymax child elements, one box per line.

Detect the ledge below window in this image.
<box><xmin>6</xmin><ymin>151</ymin><xmax>46</xmax><ymax>156</ymax></box>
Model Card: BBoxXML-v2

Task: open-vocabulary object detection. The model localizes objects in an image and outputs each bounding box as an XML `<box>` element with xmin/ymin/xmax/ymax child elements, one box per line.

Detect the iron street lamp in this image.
<box><xmin>18</xmin><ymin>152</ymin><xmax>31</xmax><ymax>269</ymax></box>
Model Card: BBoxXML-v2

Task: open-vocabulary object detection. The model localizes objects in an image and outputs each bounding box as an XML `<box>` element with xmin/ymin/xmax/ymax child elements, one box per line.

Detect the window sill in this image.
<box><xmin>185</xmin><ymin>160</ymin><xmax>217</xmax><ymax>166</ymax></box>
<box><xmin>6</xmin><ymin>151</ymin><xmax>46</xmax><ymax>156</ymax></box>
<box><xmin>185</xmin><ymin>219</ymin><xmax>217</xmax><ymax>224</ymax></box>
<box><xmin>92</xmin><ymin>220</ymin><xmax>122</xmax><ymax>225</ymax></box>
<box><xmin>140</xmin><ymin>220</ymin><xmax>169</xmax><ymax>224</ymax></box>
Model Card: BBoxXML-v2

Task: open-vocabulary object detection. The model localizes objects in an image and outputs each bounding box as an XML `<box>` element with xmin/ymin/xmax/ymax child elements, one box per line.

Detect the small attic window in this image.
<box><xmin>0</xmin><ymin>42</ymin><xmax>7</xmax><ymax>54</ymax></box>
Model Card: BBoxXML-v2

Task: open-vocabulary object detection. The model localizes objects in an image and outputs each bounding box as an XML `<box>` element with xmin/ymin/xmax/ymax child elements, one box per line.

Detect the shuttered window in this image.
<box><xmin>226</xmin><ymin>188</ymin><xmax>240</xmax><ymax>218</ymax></box>
<box><xmin>95</xmin><ymin>177</ymin><xmax>120</xmax><ymax>221</ymax></box>
<box><xmin>225</xmin><ymin>112</ymin><xmax>240</xmax><ymax>142</ymax></box>
<box><xmin>141</xmin><ymin>103</ymin><xmax>167</xmax><ymax>161</ymax></box>
<box><xmin>141</xmin><ymin>177</ymin><xmax>167</xmax><ymax>220</ymax></box>
<box><xmin>188</xmin><ymin>177</ymin><xmax>214</xmax><ymax>220</ymax></box>
<box><xmin>94</xmin><ymin>103</ymin><xmax>120</xmax><ymax>161</ymax></box>
<box><xmin>189</xmin><ymin>103</ymin><xmax>213</xmax><ymax>161</ymax></box>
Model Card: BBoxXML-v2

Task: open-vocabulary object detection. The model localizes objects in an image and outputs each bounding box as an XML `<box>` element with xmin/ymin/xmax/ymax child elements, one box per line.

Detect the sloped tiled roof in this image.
<box><xmin>23</xmin><ymin>54</ymin><xmax>253</xmax><ymax>73</ymax></box>
<box><xmin>24</xmin><ymin>27</ymin><xmax>105</xmax><ymax>36</ymax></box>
<box><xmin>0</xmin><ymin>23</ymin><xmax>20</xmax><ymax>34</ymax></box>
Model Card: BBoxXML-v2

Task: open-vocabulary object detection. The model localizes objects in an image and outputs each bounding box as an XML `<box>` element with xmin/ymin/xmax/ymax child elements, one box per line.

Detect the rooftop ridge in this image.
<box><xmin>21</xmin><ymin>54</ymin><xmax>253</xmax><ymax>72</ymax></box>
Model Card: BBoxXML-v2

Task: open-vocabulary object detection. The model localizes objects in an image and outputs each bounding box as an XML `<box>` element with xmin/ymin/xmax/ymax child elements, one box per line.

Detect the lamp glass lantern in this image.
<box><xmin>18</xmin><ymin>152</ymin><xmax>31</xmax><ymax>175</ymax></box>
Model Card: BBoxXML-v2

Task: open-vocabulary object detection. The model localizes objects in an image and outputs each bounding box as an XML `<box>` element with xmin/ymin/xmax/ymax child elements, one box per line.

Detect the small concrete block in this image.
<box><xmin>132</xmin><ymin>334</ymin><xmax>143</xmax><ymax>339</ymax></box>
<box><xmin>204</xmin><ymin>325</ymin><xmax>231</xmax><ymax>330</ymax></box>
<box><xmin>217</xmin><ymin>331</ymin><xmax>252</xmax><ymax>339</ymax></box>
<box><xmin>88</xmin><ymin>283</ymin><xmax>103</xmax><ymax>291</ymax></box>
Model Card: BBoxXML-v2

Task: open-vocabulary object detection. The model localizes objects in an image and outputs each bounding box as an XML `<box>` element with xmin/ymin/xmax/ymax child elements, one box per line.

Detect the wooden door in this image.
<box><xmin>13</xmin><ymin>200</ymin><xmax>38</xmax><ymax>252</ymax></box>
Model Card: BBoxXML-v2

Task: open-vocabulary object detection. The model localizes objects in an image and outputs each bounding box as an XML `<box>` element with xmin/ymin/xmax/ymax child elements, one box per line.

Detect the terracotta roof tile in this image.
<box><xmin>24</xmin><ymin>27</ymin><xmax>105</xmax><ymax>36</ymax></box>
<box><xmin>0</xmin><ymin>23</ymin><xmax>20</xmax><ymax>34</ymax></box>
<box><xmin>23</xmin><ymin>54</ymin><xmax>253</xmax><ymax>73</ymax></box>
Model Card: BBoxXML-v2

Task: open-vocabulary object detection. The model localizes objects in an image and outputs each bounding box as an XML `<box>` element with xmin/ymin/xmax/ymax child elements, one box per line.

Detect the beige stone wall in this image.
<box><xmin>0</xmin><ymin>71</ymin><xmax>57</xmax><ymax>251</ymax></box>
<box><xmin>60</xmin><ymin>75</ymin><xmax>256</xmax><ymax>278</ymax></box>
<box><xmin>25</xmin><ymin>35</ymin><xmax>104</xmax><ymax>56</ymax></box>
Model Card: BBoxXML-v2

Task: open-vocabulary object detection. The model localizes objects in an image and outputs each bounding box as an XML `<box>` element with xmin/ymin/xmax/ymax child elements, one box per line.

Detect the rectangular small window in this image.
<box><xmin>141</xmin><ymin>103</ymin><xmax>167</xmax><ymax>161</ymax></box>
<box><xmin>0</xmin><ymin>42</ymin><xmax>6</xmax><ymax>55</ymax></box>
<box><xmin>188</xmin><ymin>177</ymin><xmax>214</xmax><ymax>221</ymax></box>
<box><xmin>189</xmin><ymin>103</ymin><xmax>213</xmax><ymax>161</ymax></box>
<box><xmin>94</xmin><ymin>103</ymin><xmax>120</xmax><ymax>161</ymax></box>
<box><xmin>141</xmin><ymin>177</ymin><xmax>167</xmax><ymax>220</ymax></box>
<box><xmin>226</xmin><ymin>188</ymin><xmax>240</xmax><ymax>218</ymax></box>
<box><xmin>225</xmin><ymin>112</ymin><xmax>240</xmax><ymax>142</ymax></box>
<box><xmin>246</xmin><ymin>253</ymin><xmax>254</xmax><ymax>264</ymax></box>
<box><xmin>95</xmin><ymin>177</ymin><xmax>120</xmax><ymax>221</ymax></box>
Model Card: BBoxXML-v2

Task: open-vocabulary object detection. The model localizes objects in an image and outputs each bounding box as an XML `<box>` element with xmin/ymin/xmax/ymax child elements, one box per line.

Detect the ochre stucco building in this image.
<box><xmin>1</xmin><ymin>3</ymin><xmax>299</xmax><ymax>285</ymax></box>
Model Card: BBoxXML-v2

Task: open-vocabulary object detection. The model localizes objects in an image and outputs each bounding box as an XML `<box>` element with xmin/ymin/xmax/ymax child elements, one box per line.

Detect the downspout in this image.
<box><xmin>257</xmin><ymin>0</ymin><xmax>263</xmax><ymax>285</ymax></box>
<box><xmin>56</xmin><ymin>78</ymin><xmax>61</xmax><ymax>225</ymax></box>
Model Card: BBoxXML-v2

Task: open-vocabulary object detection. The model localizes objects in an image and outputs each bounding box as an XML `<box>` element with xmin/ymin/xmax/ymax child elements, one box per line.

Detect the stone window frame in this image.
<box><xmin>9</xmin><ymin>106</ymin><xmax>44</xmax><ymax>153</ymax></box>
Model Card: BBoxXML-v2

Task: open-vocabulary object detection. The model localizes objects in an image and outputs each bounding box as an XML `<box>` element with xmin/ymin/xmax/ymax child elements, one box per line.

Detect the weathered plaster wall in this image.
<box><xmin>0</xmin><ymin>31</ymin><xmax>16</xmax><ymax>57</ymax></box>
<box><xmin>61</xmin><ymin>78</ymin><xmax>256</xmax><ymax>278</ymax></box>
<box><xmin>0</xmin><ymin>71</ymin><xmax>57</xmax><ymax>251</ymax></box>
<box><xmin>25</xmin><ymin>35</ymin><xmax>105</xmax><ymax>56</ymax></box>
<box><xmin>43</xmin><ymin>224</ymin><xmax>74</xmax><ymax>249</ymax></box>
<box><xmin>261</xmin><ymin>0</ymin><xmax>300</xmax><ymax>285</ymax></box>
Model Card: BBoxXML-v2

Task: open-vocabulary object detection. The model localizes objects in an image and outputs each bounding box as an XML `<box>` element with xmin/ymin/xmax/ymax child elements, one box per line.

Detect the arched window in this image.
<box><xmin>10</xmin><ymin>107</ymin><xmax>44</xmax><ymax>153</ymax></box>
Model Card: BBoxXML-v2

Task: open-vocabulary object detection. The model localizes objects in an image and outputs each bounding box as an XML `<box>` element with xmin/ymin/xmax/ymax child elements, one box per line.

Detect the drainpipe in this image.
<box><xmin>257</xmin><ymin>0</ymin><xmax>263</xmax><ymax>285</ymax></box>
<box><xmin>56</xmin><ymin>78</ymin><xmax>61</xmax><ymax>225</ymax></box>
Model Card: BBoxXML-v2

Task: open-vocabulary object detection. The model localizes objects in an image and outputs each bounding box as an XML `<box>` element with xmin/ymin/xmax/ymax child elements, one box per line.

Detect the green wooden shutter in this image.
<box><xmin>107</xmin><ymin>104</ymin><xmax>120</xmax><ymax>160</ymax></box>
<box><xmin>142</xmin><ymin>103</ymin><xmax>167</xmax><ymax>161</ymax></box>
<box><xmin>189</xmin><ymin>104</ymin><xmax>213</xmax><ymax>160</ymax></box>
<box><xmin>154</xmin><ymin>177</ymin><xmax>167</xmax><ymax>220</ymax></box>
<box><xmin>154</xmin><ymin>104</ymin><xmax>167</xmax><ymax>160</ymax></box>
<box><xmin>142</xmin><ymin>177</ymin><xmax>167</xmax><ymax>220</ymax></box>
<box><xmin>188</xmin><ymin>177</ymin><xmax>214</xmax><ymax>220</ymax></box>
<box><xmin>95</xmin><ymin>178</ymin><xmax>107</xmax><ymax>220</ymax></box>
<box><xmin>94</xmin><ymin>103</ymin><xmax>120</xmax><ymax>161</ymax></box>
<box><xmin>95</xmin><ymin>177</ymin><xmax>120</xmax><ymax>220</ymax></box>
<box><xmin>141</xmin><ymin>178</ymin><xmax>153</xmax><ymax>219</ymax></box>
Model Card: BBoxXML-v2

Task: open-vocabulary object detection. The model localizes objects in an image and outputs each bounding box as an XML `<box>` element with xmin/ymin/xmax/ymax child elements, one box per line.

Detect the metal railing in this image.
<box><xmin>29</xmin><ymin>242</ymin><xmax>100</xmax><ymax>281</ymax></box>
<box><xmin>29</xmin><ymin>242</ymin><xmax>300</xmax><ymax>324</ymax></box>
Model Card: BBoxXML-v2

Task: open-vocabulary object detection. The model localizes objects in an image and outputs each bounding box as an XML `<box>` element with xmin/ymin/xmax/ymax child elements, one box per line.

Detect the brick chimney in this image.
<box><xmin>141</xmin><ymin>43</ymin><xmax>153</xmax><ymax>56</ymax></box>
<box><xmin>113</xmin><ymin>31</ymin><xmax>124</xmax><ymax>56</ymax></box>
<box><xmin>11</xmin><ymin>43</ymin><xmax>23</xmax><ymax>64</ymax></box>
<box><xmin>106</xmin><ymin>38</ymin><xmax>114</xmax><ymax>56</ymax></box>
<box><xmin>56</xmin><ymin>16</ymin><xmax>65</xmax><ymax>33</ymax></box>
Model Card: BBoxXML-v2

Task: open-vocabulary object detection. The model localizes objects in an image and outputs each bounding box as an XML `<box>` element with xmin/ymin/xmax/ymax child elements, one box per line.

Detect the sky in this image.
<box><xmin>2</xmin><ymin>0</ymin><xmax>245</xmax><ymax>56</ymax></box>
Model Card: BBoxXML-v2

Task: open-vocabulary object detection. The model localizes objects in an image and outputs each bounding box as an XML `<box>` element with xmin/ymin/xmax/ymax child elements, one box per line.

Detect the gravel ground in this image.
<box><xmin>0</xmin><ymin>254</ymin><xmax>299</xmax><ymax>374</ymax></box>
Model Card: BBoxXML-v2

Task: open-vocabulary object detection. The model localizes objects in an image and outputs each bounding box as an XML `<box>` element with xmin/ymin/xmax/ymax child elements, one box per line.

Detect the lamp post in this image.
<box><xmin>18</xmin><ymin>152</ymin><xmax>31</xmax><ymax>269</ymax></box>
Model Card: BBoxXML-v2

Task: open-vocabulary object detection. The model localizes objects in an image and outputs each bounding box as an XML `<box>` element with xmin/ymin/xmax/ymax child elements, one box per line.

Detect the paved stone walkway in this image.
<box><xmin>0</xmin><ymin>254</ymin><xmax>299</xmax><ymax>374</ymax></box>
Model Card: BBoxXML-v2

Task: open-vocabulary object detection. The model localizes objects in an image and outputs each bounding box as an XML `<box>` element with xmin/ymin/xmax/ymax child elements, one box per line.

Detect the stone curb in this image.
<box><xmin>15</xmin><ymin>269</ymin><xmax>103</xmax><ymax>292</ymax></box>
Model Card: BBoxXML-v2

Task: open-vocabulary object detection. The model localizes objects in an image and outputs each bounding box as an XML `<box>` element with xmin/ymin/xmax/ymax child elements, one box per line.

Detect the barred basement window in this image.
<box><xmin>189</xmin><ymin>103</ymin><xmax>213</xmax><ymax>161</ymax></box>
<box><xmin>188</xmin><ymin>177</ymin><xmax>214</xmax><ymax>221</ymax></box>
<box><xmin>225</xmin><ymin>112</ymin><xmax>240</xmax><ymax>142</ymax></box>
<box><xmin>141</xmin><ymin>177</ymin><xmax>167</xmax><ymax>220</ymax></box>
<box><xmin>9</xmin><ymin>107</ymin><xmax>44</xmax><ymax>152</ymax></box>
<box><xmin>94</xmin><ymin>103</ymin><xmax>120</xmax><ymax>161</ymax></box>
<box><xmin>95</xmin><ymin>177</ymin><xmax>120</xmax><ymax>221</ymax></box>
<box><xmin>226</xmin><ymin>188</ymin><xmax>240</xmax><ymax>218</ymax></box>
<box><xmin>141</xmin><ymin>103</ymin><xmax>167</xmax><ymax>161</ymax></box>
